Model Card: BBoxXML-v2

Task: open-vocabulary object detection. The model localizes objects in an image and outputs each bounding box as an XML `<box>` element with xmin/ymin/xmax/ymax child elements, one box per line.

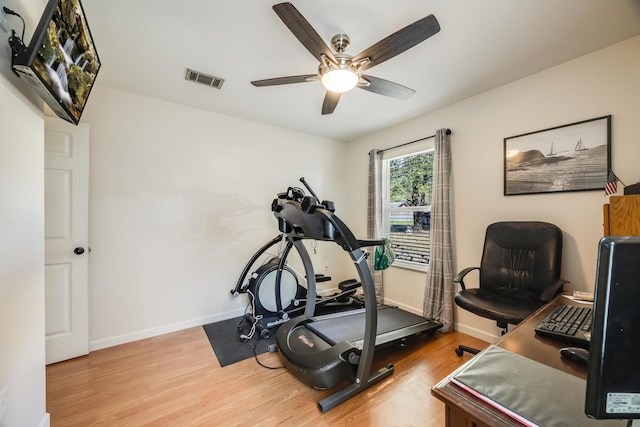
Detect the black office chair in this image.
<box><xmin>454</xmin><ymin>221</ymin><xmax>568</xmax><ymax>356</ymax></box>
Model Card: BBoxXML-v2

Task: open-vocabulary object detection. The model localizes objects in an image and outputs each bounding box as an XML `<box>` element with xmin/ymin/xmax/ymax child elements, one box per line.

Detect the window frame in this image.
<box><xmin>381</xmin><ymin>140</ymin><xmax>435</xmax><ymax>272</ymax></box>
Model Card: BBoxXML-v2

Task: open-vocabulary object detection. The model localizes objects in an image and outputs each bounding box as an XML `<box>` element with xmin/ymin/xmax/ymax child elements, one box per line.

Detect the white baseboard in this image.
<box><xmin>89</xmin><ymin>308</ymin><xmax>246</xmax><ymax>351</ymax></box>
<box><xmin>88</xmin><ymin>288</ymin><xmax>356</xmax><ymax>352</ymax></box>
<box><xmin>454</xmin><ymin>322</ymin><xmax>500</xmax><ymax>344</ymax></box>
<box><xmin>88</xmin><ymin>300</ymin><xmax>502</xmax><ymax>352</ymax></box>
<box><xmin>321</xmin><ymin>294</ymin><xmax>501</xmax><ymax>344</ymax></box>
<box><xmin>38</xmin><ymin>413</ymin><xmax>50</xmax><ymax>427</ymax></box>
<box><xmin>382</xmin><ymin>296</ymin><xmax>423</xmax><ymax>316</ymax></box>
<box><xmin>317</xmin><ymin>286</ymin><xmax>339</xmax><ymax>296</ymax></box>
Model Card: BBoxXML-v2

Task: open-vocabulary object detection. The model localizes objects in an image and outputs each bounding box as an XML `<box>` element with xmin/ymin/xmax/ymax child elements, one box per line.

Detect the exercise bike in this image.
<box><xmin>230</xmin><ymin>182</ymin><xmax>363</xmax><ymax>340</ymax></box>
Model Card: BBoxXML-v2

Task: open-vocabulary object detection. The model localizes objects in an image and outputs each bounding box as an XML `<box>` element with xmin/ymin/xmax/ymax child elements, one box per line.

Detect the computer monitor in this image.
<box><xmin>585</xmin><ymin>236</ymin><xmax>640</xmax><ymax>421</ymax></box>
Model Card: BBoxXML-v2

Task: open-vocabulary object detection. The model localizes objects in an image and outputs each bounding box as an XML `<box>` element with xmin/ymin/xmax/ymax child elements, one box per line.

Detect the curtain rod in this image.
<box><xmin>379</xmin><ymin>128</ymin><xmax>451</xmax><ymax>153</ymax></box>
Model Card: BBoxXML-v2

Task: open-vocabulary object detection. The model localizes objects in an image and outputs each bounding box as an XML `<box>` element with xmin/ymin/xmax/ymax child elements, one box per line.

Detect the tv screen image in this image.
<box><xmin>11</xmin><ymin>0</ymin><xmax>100</xmax><ymax>125</ymax></box>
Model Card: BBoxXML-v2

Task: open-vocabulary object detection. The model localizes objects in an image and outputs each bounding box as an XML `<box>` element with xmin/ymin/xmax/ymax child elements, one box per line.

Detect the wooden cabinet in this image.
<box><xmin>603</xmin><ymin>195</ymin><xmax>640</xmax><ymax>235</ymax></box>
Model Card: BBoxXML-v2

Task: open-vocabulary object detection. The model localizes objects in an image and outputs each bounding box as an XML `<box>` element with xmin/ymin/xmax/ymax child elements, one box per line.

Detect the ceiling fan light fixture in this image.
<box><xmin>255</xmin><ymin>4</ymin><xmax>441</xmax><ymax>114</ymax></box>
<box><xmin>321</xmin><ymin>69</ymin><xmax>358</xmax><ymax>93</ymax></box>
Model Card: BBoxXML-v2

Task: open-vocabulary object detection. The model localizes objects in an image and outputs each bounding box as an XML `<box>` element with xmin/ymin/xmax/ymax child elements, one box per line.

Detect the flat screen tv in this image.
<box><xmin>585</xmin><ymin>236</ymin><xmax>640</xmax><ymax>421</ymax></box>
<box><xmin>10</xmin><ymin>0</ymin><xmax>100</xmax><ymax>125</ymax></box>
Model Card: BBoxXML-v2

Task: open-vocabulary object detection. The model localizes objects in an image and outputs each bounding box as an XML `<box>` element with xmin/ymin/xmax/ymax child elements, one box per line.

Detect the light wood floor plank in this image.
<box><xmin>47</xmin><ymin>325</ymin><xmax>488</xmax><ymax>426</ymax></box>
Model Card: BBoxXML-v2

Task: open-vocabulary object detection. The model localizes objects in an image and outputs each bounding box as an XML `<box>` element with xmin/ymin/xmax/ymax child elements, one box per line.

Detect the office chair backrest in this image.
<box><xmin>480</xmin><ymin>221</ymin><xmax>563</xmax><ymax>298</ymax></box>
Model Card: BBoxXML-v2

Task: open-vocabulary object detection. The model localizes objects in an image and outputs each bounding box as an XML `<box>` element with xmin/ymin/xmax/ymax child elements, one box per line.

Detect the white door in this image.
<box><xmin>44</xmin><ymin>117</ymin><xmax>90</xmax><ymax>364</ymax></box>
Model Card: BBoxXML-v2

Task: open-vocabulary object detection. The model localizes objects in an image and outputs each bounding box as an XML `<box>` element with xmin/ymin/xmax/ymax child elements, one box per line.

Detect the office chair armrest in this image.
<box><xmin>539</xmin><ymin>278</ymin><xmax>570</xmax><ymax>302</ymax></box>
<box><xmin>453</xmin><ymin>267</ymin><xmax>479</xmax><ymax>290</ymax></box>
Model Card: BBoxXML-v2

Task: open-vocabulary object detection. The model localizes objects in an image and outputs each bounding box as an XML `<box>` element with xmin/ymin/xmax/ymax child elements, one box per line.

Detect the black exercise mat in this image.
<box><xmin>202</xmin><ymin>316</ymin><xmax>276</xmax><ymax>367</ymax></box>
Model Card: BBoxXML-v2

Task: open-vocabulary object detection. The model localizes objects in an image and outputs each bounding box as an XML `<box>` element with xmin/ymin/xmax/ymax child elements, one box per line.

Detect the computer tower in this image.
<box><xmin>585</xmin><ymin>236</ymin><xmax>640</xmax><ymax>419</ymax></box>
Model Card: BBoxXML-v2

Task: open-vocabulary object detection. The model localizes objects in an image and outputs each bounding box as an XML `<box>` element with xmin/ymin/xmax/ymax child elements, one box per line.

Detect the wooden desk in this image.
<box><xmin>432</xmin><ymin>295</ymin><xmax>589</xmax><ymax>427</ymax></box>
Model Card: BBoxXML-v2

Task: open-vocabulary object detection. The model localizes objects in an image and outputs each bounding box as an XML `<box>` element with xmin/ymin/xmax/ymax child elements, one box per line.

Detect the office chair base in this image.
<box><xmin>455</xmin><ymin>345</ymin><xmax>480</xmax><ymax>357</ymax></box>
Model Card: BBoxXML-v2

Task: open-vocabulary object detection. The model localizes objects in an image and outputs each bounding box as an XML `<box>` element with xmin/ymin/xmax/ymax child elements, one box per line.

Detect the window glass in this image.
<box><xmin>383</xmin><ymin>145</ymin><xmax>434</xmax><ymax>270</ymax></box>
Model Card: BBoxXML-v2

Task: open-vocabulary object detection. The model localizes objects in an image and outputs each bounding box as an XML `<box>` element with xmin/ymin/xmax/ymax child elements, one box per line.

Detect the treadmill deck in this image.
<box><xmin>306</xmin><ymin>305</ymin><xmax>441</xmax><ymax>349</ymax></box>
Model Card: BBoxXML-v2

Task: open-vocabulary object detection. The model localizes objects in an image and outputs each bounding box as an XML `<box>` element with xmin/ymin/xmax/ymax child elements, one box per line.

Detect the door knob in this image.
<box><xmin>74</xmin><ymin>247</ymin><xmax>85</xmax><ymax>255</ymax></box>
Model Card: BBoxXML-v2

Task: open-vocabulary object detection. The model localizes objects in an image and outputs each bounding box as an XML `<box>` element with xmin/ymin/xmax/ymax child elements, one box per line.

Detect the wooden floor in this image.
<box><xmin>46</xmin><ymin>325</ymin><xmax>488</xmax><ymax>426</ymax></box>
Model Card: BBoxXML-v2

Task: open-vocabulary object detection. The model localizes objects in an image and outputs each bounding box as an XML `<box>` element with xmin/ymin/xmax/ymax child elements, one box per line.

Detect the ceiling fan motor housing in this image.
<box><xmin>331</xmin><ymin>34</ymin><xmax>350</xmax><ymax>53</ymax></box>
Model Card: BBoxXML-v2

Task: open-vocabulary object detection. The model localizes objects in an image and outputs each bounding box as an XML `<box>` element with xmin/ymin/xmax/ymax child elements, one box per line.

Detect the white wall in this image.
<box><xmin>0</xmin><ymin>0</ymin><xmax>50</xmax><ymax>425</ymax></box>
<box><xmin>0</xmin><ymin>76</ymin><xmax>47</xmax><ymax>427</ymax></box>
<box><xmin>0</xmin><ymin>15</ymin><xmax>46</xmax><ymax>427</ymax></box>
<box><xmin>345</xmin><ymin>35</ymin><xmax>640</xmax><ymax>342</ymax></box>
<box><xmin>81</xmin><ymin>86</ymin><xmax>352</xmax><ymax>348</ymax></box>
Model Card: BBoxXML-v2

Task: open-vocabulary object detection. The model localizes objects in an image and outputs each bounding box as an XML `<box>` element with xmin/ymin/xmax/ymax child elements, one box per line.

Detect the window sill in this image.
<box><xmin>390</xmin><ymin>260</ymin><xmax>429</xmax><ymax>273</ymax></box>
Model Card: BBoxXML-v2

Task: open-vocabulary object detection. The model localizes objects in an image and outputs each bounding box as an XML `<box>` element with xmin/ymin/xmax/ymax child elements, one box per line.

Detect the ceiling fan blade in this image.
<box><xmin>251</xmin><ymin>74</ymin><xmax>318</xmax><ymax>87</ymax></box>
<box><xmin>273</xmin><ymin>3</ymin><xmax>336</xmax><ymax>64</ymax></box>
<box><xmin>359</xmin><ymin>75</ymin><xmax>415</xmax><ymax>99</ymax></box>
<box><xmin>322</xmin><ymin>91</ymin><xmax>341</xmax><ymax>115</ymax></box>
<box><xmin>352</xmin><ymin>14</ymin><xmax>440</xmax><ymax>71</ymax></box>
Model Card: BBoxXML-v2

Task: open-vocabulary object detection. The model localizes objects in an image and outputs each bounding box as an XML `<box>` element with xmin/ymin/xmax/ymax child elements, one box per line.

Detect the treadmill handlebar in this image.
<box><xmin>357</xmin><ymin>239</ymin><xmax>385</xmax><ymax>247</ymax></box>
<box><xmin>272</xmin><ymin>195</ymin><xmax>362</xmax><ymax>253</ymax></box>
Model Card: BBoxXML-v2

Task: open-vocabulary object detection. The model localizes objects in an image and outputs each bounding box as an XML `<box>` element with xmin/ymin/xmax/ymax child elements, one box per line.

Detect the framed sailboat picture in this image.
<box><xmin>504</xmin><ymin>115</ymin><xmax>611</xmax><ymax>195</ymax></box>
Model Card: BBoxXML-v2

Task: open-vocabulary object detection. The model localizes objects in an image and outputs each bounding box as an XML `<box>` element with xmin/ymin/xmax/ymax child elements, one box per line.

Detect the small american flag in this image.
<box><xmin>605</xmin><ymin>171</ymin><xmax>619</xmax><ymax>196</ymax></box>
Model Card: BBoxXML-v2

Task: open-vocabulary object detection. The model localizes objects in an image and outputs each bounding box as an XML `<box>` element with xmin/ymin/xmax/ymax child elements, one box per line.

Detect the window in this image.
<box><xmin>382</xmin><ymin>141</ymin><xmax>434</xmax><ymax>271</ymax></box>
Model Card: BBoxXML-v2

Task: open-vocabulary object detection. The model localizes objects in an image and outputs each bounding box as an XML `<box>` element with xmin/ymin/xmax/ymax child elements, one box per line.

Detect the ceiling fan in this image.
<box><xmin>251</xmin><ymin>2</ymin><xmax>441</xmax><ymax>115</ymax></box>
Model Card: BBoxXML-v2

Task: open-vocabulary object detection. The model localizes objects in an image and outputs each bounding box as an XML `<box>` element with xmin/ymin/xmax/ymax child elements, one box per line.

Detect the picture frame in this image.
<box><xmin>504</xmin><ymin>115</ymin><xmax>611</xmax><ymax>196</ymax></box>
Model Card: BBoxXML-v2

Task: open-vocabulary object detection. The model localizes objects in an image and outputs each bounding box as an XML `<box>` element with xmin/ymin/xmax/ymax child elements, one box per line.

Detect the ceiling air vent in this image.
<box><xmin>185</xmin><ymin>68</ymin><xmax>225</xmax><ymax>89</ymax></box>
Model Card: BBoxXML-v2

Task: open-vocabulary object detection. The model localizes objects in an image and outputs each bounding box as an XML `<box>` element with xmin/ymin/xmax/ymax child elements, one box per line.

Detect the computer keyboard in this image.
<box><xmin>534</xmin><ymin>304</ymin><xmax>592</xmax><ymax>347</ymax></box>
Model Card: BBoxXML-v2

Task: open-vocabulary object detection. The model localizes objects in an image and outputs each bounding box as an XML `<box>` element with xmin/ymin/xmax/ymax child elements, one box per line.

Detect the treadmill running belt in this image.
<box><xmin>307</xmin><ymin>305</ymin><xmax>436</xmax><ymax>348</ymax></box>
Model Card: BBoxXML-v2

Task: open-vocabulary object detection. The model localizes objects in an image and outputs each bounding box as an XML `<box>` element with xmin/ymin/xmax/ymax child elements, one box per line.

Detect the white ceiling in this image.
<box><xmin>82</xmin><ymin>0</ymin><xmax>640</xmax><ymax>142</ymax></box>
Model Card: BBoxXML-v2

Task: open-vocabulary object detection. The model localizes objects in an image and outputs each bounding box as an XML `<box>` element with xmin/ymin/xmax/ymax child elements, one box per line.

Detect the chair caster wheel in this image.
<box><xmin>455</xmin><ymin>346</ymin><xmax>464</xmax><ymax>357</ymax></box>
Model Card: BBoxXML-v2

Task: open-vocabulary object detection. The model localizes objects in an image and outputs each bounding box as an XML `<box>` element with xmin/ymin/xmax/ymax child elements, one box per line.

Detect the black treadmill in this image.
<box><xmin>271</xmin><ymin>179</ymin><xmax>442</xmax><ymax>412</ymax></box>
<box><xmin>306</xmin><ymin>306</ymin><xmax>437</xmax><ymax>350</ymax></box>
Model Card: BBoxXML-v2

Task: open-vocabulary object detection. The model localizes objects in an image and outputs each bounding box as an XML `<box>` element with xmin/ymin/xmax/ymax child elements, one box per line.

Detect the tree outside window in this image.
<box><xmin>385</xmin><ymin>149</ymin><xmax>433</xmax><ymax>269</ymax></box>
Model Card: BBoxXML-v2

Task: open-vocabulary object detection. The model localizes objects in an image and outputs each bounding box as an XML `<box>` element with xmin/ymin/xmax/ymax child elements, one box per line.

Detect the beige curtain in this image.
<box><xmin>367</xmin><ymin>149</ymin><xmax>384</xmax><ymax>304</ymax></box>
<box><xmin>423</xmin><ymin>129</ymin><xmax>454</xmax><ymax>332</ymax></box>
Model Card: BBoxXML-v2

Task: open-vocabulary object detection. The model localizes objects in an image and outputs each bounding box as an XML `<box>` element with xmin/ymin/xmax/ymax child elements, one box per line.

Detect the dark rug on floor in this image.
<box><xmin>203</xmin><ymin>316</ymin><xmax>276</xmax><ymax>367</ymax></box>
